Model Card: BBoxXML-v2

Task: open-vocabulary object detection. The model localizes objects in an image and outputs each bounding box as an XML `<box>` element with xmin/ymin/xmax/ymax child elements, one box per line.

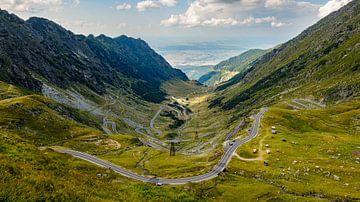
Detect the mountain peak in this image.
<box><xmin>0</xmin><ymin>9</ymin><xmax>188</xmax><ymax>103</ymax></box>
<box><xmin>0</xmin><ymin>9</ymin><xmax>24</xmax><ymax>24</ymax></box>
<box><xmin>26</xmin><ymin>16</ymin><xmax>74</xmax><ymax>37</ymax></box>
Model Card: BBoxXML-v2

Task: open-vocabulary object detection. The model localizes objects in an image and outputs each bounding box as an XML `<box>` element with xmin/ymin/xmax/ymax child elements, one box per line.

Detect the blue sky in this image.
<box><xmin>0</xmin><ymin>0</ymin><xmax>352</xmax><ymax>66</ymax></box>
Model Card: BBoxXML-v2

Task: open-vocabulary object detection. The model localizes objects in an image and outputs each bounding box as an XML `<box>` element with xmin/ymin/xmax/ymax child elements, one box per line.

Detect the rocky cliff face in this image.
<box><xmin>0</xmin><ymin>10</ymin><xmax>187</xmax><ymax>103</ymax></box>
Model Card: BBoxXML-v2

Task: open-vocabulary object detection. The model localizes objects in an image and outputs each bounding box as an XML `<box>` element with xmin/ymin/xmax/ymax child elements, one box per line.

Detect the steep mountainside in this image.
<box><xmin>199</xmin><ymin>49</ymin><xmax>267</xmax><ymax>86</ymax></box>
<box><xmin>0</xmin><ymin>10</ymin><xmax>187</xmax><ymax>103</ymax></box>
<box><xmin>211</xmin><ymin>0</ymin><xmax>360</xmax><ymax>111</ymax></box>
<box><xmin>213</xmin><ymin>49</ymin><xmax>268</xmax><ymax>71</ymax></box>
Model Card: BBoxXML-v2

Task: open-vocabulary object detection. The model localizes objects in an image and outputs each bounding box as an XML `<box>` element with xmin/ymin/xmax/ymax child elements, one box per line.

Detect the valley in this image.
<box><xmin>1</xmin><ymin>78</ymin><xmax>359</xmax><ymax>201</ymax></box>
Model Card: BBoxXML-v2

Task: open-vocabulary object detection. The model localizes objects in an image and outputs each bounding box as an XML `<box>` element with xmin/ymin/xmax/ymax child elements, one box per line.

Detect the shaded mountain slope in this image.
<box><xmin>0</xmin><ymin>10</ymin><xmax>187</xmax><ymax>103</ymax></box>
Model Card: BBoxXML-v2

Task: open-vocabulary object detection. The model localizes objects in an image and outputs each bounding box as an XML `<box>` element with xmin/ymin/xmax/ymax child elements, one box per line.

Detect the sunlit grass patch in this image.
<box><xmin>229</xmin><ymin>100</ymin><xmax>360</xmax><ymax>200</ymax></box>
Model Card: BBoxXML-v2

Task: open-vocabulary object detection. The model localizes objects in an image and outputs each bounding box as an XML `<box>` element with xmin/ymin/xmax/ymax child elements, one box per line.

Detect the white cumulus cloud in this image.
<box><xmin>264</xmin><ymin>0</ymin><xmax>317</xmax><ymax>8</ymax></box>
<box><xmin>159</xmin><ymin>0</ymin><xmax>177</xmax><ymax>7</ymax></box>
<box><xmin>137</xmin><ymin>0</ymin><xmax>160</xmax><ymax>11</ymax></box>
<box><xmin>162</xmin><ymin>15</ymin><xmax>286</xmax><ymax>28</ymax></box>
<box><xmin>160</xmin><ymin>0</ymin><xmax>308</xmax><ymax>28</ymax></box>
<box><xmin>265</xmin><ymin>0</ymin><xmax>289</xmax><ymax>8</ymax></box>
<box><xmin>0</xmin><ymin>0</ymin><xmax>80</xmax><ymax>13</ymax></box>
<box><xmin>136</xmin><ymin>0</ymin><xmax>177</xmax><ymax>11</ymax></box>
<box><xmin>318</xmin><ymin>0</ymin><xmax>352</xmax><ymax>18</ymax></box>
<box><xmin>116</xmin><ymin>3</ymin><xmax>132</xmax><ymax>10</ymax></box>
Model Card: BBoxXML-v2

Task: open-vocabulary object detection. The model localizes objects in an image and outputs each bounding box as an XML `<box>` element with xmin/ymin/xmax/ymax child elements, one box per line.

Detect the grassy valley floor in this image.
<box><xmin>1</xmin><ymin>81</ymin><xmax>359</xmax><ymax>201</ymax></box>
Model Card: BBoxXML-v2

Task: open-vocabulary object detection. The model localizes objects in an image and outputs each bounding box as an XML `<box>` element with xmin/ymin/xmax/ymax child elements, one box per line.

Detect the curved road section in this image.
<box><xmin>53</xmin><ymin>108</ymin><xmax>268</xmax><ymax>185</ymax></box>
<box><xmin>150</xmin><ymin>106</ymin><xmax>164</xmax><ymax>136</ymax></box>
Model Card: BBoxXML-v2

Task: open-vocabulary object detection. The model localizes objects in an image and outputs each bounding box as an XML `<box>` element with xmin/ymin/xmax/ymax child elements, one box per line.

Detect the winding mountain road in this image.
<box><xmin>139</xmin><ymin>139</ymin><xmax>170</xmax><ymax>151</ymax></box>
<box><xmin>149</xmin><ymin>104</ymin><xmax>189</xmax><ymax>137</ymax></box>
<box><xmin>165</xmin><ymin>133</ymin><xmax>214</xmax><ymax>143</ymax></box>
<box><xmin>102</xmin><ymin>117</ymin><xmax>118</xmax><ymax>134</ymax></box>
<box><xmin>53</xmin><ymin>108</ymin><xmax>268</xmax><ymax>185</ymax></box>
<box><xmin>135</xmin><ymin>128</ymin><xmax>168</xmax><ymax>147</ymax></box>
<box><xmin>101</xmin><ymin>99</ymin><xmax>118</xmax><ymax>134</ymax></box>
<box><xmin>225</xmin><ymin>120</ymin><xmax>244</xmax><ymax>141</ymax></box>
<box><xmin>139</xmin><ymin>103</ymin><xmax>192</xmax><ymax>150</ymax></box>
<box><xmin>292</xmin><ymin>99</ymin><xmax>311</xmax><ymax>109</ymax></box>
<box><xmin>150</xmin><ymin>106</ymin><xmax>164</xmax><ymax>136</ymax></box>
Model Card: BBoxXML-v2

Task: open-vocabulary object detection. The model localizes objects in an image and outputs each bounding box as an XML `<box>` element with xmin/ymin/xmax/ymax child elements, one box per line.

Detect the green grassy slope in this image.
<box><xmin>213</xmin><ymin>49</ymin><xmax>267</xmax><ymax>72</ymax></box>
<box><xmin>229</xmin><ymin>99</ymin><xmax>360</xmax><ymax>201</ymax></box>
<box><xmin>199</xmin><ymin>49</ymin><xmax>268</xmax><ymax>86</ymax></box>
<box><xmin>0</xmin><ymin>131</ymin><xmax>203</xmax><ymax>201</ymax></box>
<box><xmin>1</xmin><ymin>74</ymin><xmax>359</xmax><ymax>201</ymax></box>
<box><xmin>212</xmin><ymin>1</ymin><xmax>360</xmax><ymax>110</ymax></box>
<box><xmin>3</xmin><ymin>98</ymin><xmax>358</xmax><ymax>201</ymax></box>
<box><xmin>0</xmin><ymin>81</ymin><xmax>102</xmax><ymax>145</ymax></box>
<box><xmin>0</xmin><ymin>81</ymin><xmax>200</xmax><ymax>201</ymax></box>
<box><xmin>0</xmin><ymin>79</ymin><xmax>222</xmax><ymax>201</ymax></box>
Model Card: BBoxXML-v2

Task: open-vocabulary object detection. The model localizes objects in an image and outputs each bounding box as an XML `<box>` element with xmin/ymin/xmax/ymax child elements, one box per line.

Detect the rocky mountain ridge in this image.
<box><xmin>0</xmin><ymin>10</ymin><xmax>187</xmax><ymax>103</ymax></box>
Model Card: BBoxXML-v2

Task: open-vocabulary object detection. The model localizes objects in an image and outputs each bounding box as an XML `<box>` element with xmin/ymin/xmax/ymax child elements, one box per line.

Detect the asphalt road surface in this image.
<box><xmin>225</xmin><ymin>120</ymin><xmax>244</xmax><ymax>141</ymax></box>
<box><xmin>150</xmin><ymin>106</ymin><xmax>164</xmax><ymax>136</ymax></box>
<box><xmin>292</xmin><ymin>99</ymin><xmax>311</xmax><ymax>109</ymax></box>
<box><xmin>54</xmin><ymin>108</ymin><xmax>268</xmax><ymax>185</ymax></box>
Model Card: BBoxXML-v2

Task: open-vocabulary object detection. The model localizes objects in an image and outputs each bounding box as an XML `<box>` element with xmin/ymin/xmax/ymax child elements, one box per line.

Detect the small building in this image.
<box><xmin>271</xmin><ymin>126</ymin><xmax>276</xmax><ymax>130</ymax></box>
<box><xmin>264</xmin><ymin>160</ymin><xmax>269</xmax><ymax>166</ymax></box>
<box><xmin>272</xmin><ymin>129</ymin><xmax>277</xmax><ymax>134</ymax></box>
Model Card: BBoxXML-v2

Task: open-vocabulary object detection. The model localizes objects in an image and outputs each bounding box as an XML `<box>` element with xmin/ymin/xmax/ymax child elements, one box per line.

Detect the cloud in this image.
<box><xmin>264</xmin><ymin>0</ymin><xmax>317</xmax><ymax>9</ymax></box>
<box><xmin>160</xmin><ymin>0</ymin><xmax>308</xmax><ymax>28</ymax></box>
<box><xmin>136</xmin><ymin>0</ymin><xmax>177</xmax><ymax>11</ymax></box>
<box><xmin>159</xmin><ymin>0</ymin><xmax>177</xmax><ymax>7</ymax></box>
<box><xmin>318</xmin><ymin>0</ymin><xmax>352</xmax><ymax>18</ymax></box>
<box><xmin>116</xmin><ymin>3</ymin><xmax>132</xmax><ymax>10</ymax></box>
<box><xmin>265</xmin><ymin>0</ymin><xmax>288</xmax><ymax>8</ymax></box>
<box><xmin>162</xmin><ymin>15</ymin><xmax>286</xmax><ymax>28</ymax></box>
<box><xmin>271</xmin><ymin>21</ymin><xmax>287</xmax><ymax>27</ymax></box>
<box><xmin>0</xmin><ymin>0</ymin><xmax>80</xmax><ymax>13</ymax></box>
<box><xmin>137</xmin><ymin>0</ymin><xmax>160</xmax><ymax>11</ymax></box>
